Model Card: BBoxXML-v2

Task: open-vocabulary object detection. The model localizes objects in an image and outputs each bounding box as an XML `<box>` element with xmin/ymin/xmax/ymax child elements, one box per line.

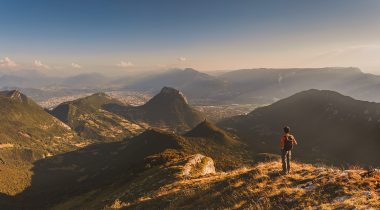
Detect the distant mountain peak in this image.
<box><xmin>146</xmin><ymin>86</ymin><xmax>189</xmax><ymax>105</ymax></box>
<box><xmin>91</xmin><ymin>92</ymin><xmax>108</xmax><ymax>97</ymax></box>
<box><xmin>0</xmin><ymin>89</ymin><xmax>31</xmax><ymax>104</ymax></box>
<box><xmin>186</xmin><ymin>120</ymin><xmax>238</xmax><ymax>144</ymax></box>
<box><xmin>183</xmin><ymin>68</ymin><xmax>198</xmax><ymax>73</ymax></box>
<box><xmin>160</xmin><ymin>86</ymin><xmax>181</xmax><ymax>94</ymax></box>
<box><xmin>140</xmin><ymin>128</ymin><xmax>174</xmax><ymax>138</ymax></box>
<box><xmin>114</xmin><ymin>86</ymin><xmax>203</xmax><ymax>131</ymax></box>
<box><xmin>86</xmin><ymin>92</ymin><xmax>113</xmax><ymax>100</ymax></box>
<box><xmin>283</xmin><ymin>89</ymin><xmax>352</xmax><ymax>102</ymax></box>
<box><xmin>188</xmin><ymin>119</ymin><xmax>216</xmax><ymax>132</ymax></box>
<box><xmin>134</xmin><ymin>128</ymin><xmax>184</xmax><ymax>148</ymax></box>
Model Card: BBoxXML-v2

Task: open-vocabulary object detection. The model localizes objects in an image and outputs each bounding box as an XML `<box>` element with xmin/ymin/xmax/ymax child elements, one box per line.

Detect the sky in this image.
<box><xmin>1</xmin><ymin>0</ymin><xmax>380</xmax><ymax>75</ymax></box>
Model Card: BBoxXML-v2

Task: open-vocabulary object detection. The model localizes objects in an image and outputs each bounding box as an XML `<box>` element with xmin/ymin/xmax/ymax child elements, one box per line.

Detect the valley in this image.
<box><xmin>2</xmin><ymin>2</ymin><xmax>380</xmax><ymax>209</ymax></box>
<box><xmin>1</xmin><ymin>68</ymin><xmax>380</xmax><ymax>209</ymax></box>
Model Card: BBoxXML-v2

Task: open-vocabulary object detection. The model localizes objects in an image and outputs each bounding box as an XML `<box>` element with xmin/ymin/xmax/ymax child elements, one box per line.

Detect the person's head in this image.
<box><xmin>283</xmin><ymin>126</ymin><xmax>290</xmax><ymax>134</ymax></box>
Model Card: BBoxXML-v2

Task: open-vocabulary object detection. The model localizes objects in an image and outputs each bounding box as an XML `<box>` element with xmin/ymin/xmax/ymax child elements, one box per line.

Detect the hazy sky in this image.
<box><xmin>1</xmin><ymin>0</ymin><xmax>380</xmax><ymax>75</ymax></box>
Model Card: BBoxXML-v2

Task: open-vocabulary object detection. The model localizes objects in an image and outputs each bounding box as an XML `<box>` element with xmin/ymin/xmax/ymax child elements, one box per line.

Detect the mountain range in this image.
<box><xmin>123</xmin><ymin>68</ymin><xmax>228</xmax><ymax>102</ymax></box>
<box><xmin>0</xmin><ymin>86</ymin><xmax>379</xmax><ymax>209</ymax></box>
<box><xmin>0</xmin><ymin>87</ymin><xmax>204</xmax><ymax>198</ymax></box>
<box><xmin>4</xmin><ymin>67</ymin><xmax>380</xmax><ymax>106</ymax></box>
<box><xmin>122</xmin><ymin>67</ymin><xmax>380</xmax><ymax>104</ymax></box>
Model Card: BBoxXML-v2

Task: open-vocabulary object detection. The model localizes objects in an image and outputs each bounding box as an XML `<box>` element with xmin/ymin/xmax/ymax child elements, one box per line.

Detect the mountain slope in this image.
<box><xmin>16</xmin><ymin>155</ymin><xmax>380</xmax><ymax>209</ymax></box>
<box><xmin>0</xmin><ymin>122</ymin><xmax>250</xmax><ymax>209</ymax></box>
<box><xmin>1</xmin><ymin>119</ymin><xmax>378</xmax><ymax>209</ymax></box>
<box><xmin>219</xmin><ymin>89</ymin><xmax>380</xmax><ymax>167</ymax></box>
<box><xmin>50</xmin><ymin>93</ymin><xmax>144</xmax><ymax>142</ymax></box>
<box><xmin>185</xmin><ymin>119</ymin><xmax>240</xmax><ymax>145</ymax></box>
<box><xmin>0</xmin><ymin>90</ymin><xmax>79</xmax><ymax>160</ymax></box>
<box><xmin>102</xmin><ymin>160</ymin><xmax>379</xmax><ymax>210</ymax></box>
<box><xmin>0</xmin><ymin>90</ymin><xmax>83</xmax><ymax>196</ymax></box>
<box><xmin>105</xmin><ymin>87</ymin><xmax>204</xmax><ymax>132</ymax></box>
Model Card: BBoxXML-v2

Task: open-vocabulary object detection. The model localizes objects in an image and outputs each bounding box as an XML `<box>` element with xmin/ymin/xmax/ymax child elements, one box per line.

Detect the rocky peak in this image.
<box><xmin>0</xmin><ymin>90</ymin><xmax>30</xmax><ymax>103</ymax></box>
<box><xmin>146</xmin><ymin>87</ymin><xmax>188</xmax><ymax>106</ymax></box>
<box><xmin>160</xmin><ymin>86</ymin><xmax>181</xmax><ymax>95</ymax></box>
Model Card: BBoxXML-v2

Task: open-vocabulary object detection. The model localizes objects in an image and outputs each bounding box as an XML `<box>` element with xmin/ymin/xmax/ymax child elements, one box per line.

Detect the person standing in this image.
<box><xmin>280</xmin><ymin>126</ymin><xmax>298</xmax><ymax>174</ymax></box>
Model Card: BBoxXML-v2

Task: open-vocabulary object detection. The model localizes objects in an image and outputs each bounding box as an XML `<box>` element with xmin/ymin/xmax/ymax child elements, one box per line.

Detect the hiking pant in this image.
<box><xmin>281</xmin><ymin>149</ymin><xmax>291</xmax><ymax>173</ymax></box>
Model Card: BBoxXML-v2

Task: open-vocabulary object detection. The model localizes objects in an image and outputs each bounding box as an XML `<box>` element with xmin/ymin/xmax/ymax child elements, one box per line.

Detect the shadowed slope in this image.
<box><xmin>105</xmin><ymin>160</ymin><xmax>380</xmax><ymax>210</ymax></box>
<box><xmin>0</xmin><ymin>123</ymin><xmax>251</xmax><ymax>209</ymax></box>
<box><xmin>219</xmin><ymin>89</ymin><xmax>380</xmax><ymax>167</ymax></box>
<box><xmin>185</xmin><ymin>119</ymin><xmax>239</xmax><ymax>145</ymax></box>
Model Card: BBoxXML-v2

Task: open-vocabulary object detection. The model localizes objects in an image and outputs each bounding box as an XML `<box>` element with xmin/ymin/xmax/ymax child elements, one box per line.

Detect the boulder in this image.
<box><xmin>182</xmin><ymin>154</ymin><xmax>215</xmax><ymax>178</ymax></box>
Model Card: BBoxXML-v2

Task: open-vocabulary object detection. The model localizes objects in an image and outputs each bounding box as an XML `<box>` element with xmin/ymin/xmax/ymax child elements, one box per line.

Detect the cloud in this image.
<box><xmin>311</xmin><ymin>44</ymin><xmax>380</xmax><ymax>68</ymax></box>
<box><xmin>71</xmin><ymin>62</ymin><xmax>82</xmax><ymax>69</ymax></box>
<box><xmin>317</xmin><ymin>45</ymin><xmax>380</xmax><ymax>57</ymax></box>
<box><xmin>34</xmin><ymin>60</ymin><xmax>50</xmax><ymax>69</ymax></box>
<box><xmin>178</xmin><ymin>57</ymin><xmax>187</xmax><ymax>62</ymax></box>
<box><xmin>117</xmin><ymin>61</ymin><xmax>134</xmax><ymax>68</ymax></box>
<box><xmin>0</xmin><ymin>57</ymin><xmax>17</xmax><ymax>68</ymax></box>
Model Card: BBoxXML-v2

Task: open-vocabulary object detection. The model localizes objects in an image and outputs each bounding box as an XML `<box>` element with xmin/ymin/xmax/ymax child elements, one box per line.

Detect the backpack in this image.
<box><xmin>284</xmin><ymin>135</ymin><xmax>293</xmax><ymax>151</ymax></box>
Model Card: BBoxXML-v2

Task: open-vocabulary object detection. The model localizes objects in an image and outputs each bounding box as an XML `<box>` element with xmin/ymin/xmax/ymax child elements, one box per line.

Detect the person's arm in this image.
<box><xmin>292</xmin><ymin>135</ymin><xmax>298</xmax><ymax>145</ymax></box>
<box><xmin>280</xmin><ymin>136</ymin><xmax>285</xmax><ymax>149</ymax></box>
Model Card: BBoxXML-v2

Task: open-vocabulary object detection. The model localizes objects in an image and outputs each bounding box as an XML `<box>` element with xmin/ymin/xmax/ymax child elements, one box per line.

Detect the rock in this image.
<box><xmin>363</xmin><ymin>191</ymin><xmax>372</xmax><ymax>197</ymax></box>
<box><xmin>296</xmin><ymin>181</ymin><xmax>316</xmax><ymax>190</ymax></box>
<box><xmin>334</xmin><ymin>195</ymin><xmax>351</xmax><ymax>202</ymax></box>
<box><xmin>182</xmin><ymin>154</ymin><xmax>216</xmax><ymax>178</ymax></box>
<box><xmin>338</xmin><ymin>171</ymin><xmax>348</xmax><ymax>178</ymax></box>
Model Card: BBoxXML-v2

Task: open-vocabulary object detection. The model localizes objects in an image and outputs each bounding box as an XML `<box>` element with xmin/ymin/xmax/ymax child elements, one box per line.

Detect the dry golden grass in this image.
<box><xmin>0</xmin><ymin>162</ymin><xmax>33</xmax><ymax>195</ymax></box>
<box><xmin>105</xmin><ymin>160</ymin><xmax>380</xmax><ymax>210</ymax></box>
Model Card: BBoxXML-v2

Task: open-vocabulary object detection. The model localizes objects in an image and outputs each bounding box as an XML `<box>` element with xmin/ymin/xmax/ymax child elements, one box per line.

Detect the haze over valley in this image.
<box><xmin>1</xmin><ymin>0</ymin><xmax>380</xmax><ymax>209</ymax></box>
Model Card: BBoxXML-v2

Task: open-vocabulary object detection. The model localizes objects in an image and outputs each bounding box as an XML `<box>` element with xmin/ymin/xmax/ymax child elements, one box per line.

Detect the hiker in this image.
<box><xmin>280</xmin><ymin>126</ymin><xmax>298</xmax><ymax>174</ymax></box>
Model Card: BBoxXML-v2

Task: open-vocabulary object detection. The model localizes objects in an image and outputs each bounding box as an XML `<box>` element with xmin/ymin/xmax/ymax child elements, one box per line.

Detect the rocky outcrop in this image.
<box><xmin>182</xmin><ymin>154</ymin><xmax>215</xmax><ymax>177</ymax></box>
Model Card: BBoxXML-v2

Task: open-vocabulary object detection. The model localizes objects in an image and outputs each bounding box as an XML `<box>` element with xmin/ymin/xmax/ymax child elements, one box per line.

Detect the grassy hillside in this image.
<box><xmin>50</xmin><ymin>93</ymin><xmax>145</xmax><ymax>142</ymax></box>
<box><xmin>0</xmin><ymin>117</ymin><xmax>378</xmax><ymax>209</ymax></box>
<box><xmin>0</xmin><ymin>90</ymin><xmax>82</xmax><ymax>196</ymax></box>
<box><xmin>0</xmin><ymin>90</ymin><xmax>79</xmax><ymax>160</ymax></box>
<box><xmin>109</xmin><ymin>160</ymin><xmax>380</xmax><ymax>210</ymax></box>
<box><xmin>52</xmin><ymin>158</ymin><xmax>380</xmax><ymax>210</ymax></box>
<box><xmin>0</xmin><ymin>122</ymin><xmax>250</xmax><ymax>209</ymax></box>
